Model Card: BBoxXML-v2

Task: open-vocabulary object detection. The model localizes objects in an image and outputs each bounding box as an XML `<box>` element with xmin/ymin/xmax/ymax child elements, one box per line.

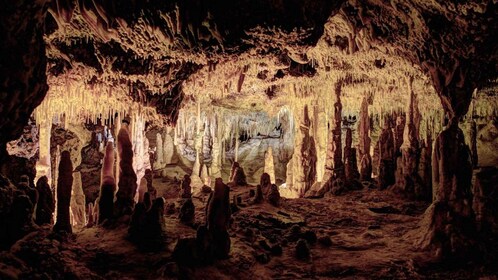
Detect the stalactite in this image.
<box><xmin>53</xmin><ymin>151</ymin><xmax>73</xmax><ymax>233</ymax></box>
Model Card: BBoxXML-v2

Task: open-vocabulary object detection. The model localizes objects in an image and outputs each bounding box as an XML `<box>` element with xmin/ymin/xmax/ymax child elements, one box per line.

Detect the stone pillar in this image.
<box><xmin>417</xmin><ymin>62</ymin><xmax>477</xmax><ymax>258</ymax></box>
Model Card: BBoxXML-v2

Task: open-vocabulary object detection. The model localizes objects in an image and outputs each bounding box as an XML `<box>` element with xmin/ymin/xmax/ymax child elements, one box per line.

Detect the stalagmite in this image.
<box><xmin>137</xmin><ymin>178</ymin><xmax>147</xmax><ymax>203</ymax></box>
<box><xmin>70</xmin><ymin>171</ymin><xmax>86</xmax><ymax>227</ymax></box>
<box><xmin>267</xmin><ymin>184</ymin><xmax>281</xmax><ymax>207</ymax></box>
<box><xmin>87</xmin><ymin>202</ymin><xmax>95</xmax><ymax>227</ymax></box>
<box><xmin>418</xmin><ymin>118</ymin><xmax>474</xmax><ymax>257</ymax></box>
<box><xmin>114</xmin><ymin>119</ymin><xmax>138</xmax><ymax>217</ymax></box>
<box><xmin>144</xmin><ymin>169</ymin><xmax>157</xmax><ymax>200</ymax></box>
<box><xmin>396</xmin><ymin>76</ymin><xmax>426</xmax><ymax>200</ymax></box>
<box><xmin>320</xmin><ymin>82</ymin><xmax>343</xmax><ymax>195</ymax></box>
<box><xmin>469</xmin><ymin>119</ymin><xmax>478</xmax><ymax>168</ymax></box>
<box><xmin>53</xmin><ymin>151</ymin><xmax>73</xmax><ymax>233</ymax></box>
<box><xmin>286</xmin><ymin>105</ymin><xmax>317</xmax><ymax>197</ymax></box>
<box><xmin>99</xmin><ymin>142</ymin><xmax>116</xmax><ymax>223</ymax></box>
<box><xmin>358</xmin><ymin>97</ymin><xmax>372</xmax><ymax>181</ymax></box>
<box><xmin>179</xmin><ymin>174</ymin><xmax>192</xmax><ymax>198</ymax></box>
<box><xmin>264</xmin><ymin>147</ymin><xmax>276</xmax><ymax>184</ymax></box>
<box><xmin>206</xmin><ymin>178</ymin><xmax>231</xmax><ymax>259</ymax></box>
<box><xmin>377</xmin><ymin>118</ymin><xmax>395</xmax><ymax>189</ymax></box>
<box><xmin>35</xmin><ymin>176</ymin><xmax>54</xmax><ymax>225</ymax></box>
<box><xmin>179</xmin><ymin>198</ymin><xmax>195</xmax><ymax>225</ymax></box>
<box><xmin>155</xmin><ymin>133</ymin><xmax>164</xmax><ymax>170</ymax></box>
<box><xmin>35</xmin><ymin>119</ymin><xmax>52</xmax><ymax>185</ymax></box>
<box><xmin>163</xmin><ymin>127</ymin><xmax>175</xmax><ymax>166</ymax></box>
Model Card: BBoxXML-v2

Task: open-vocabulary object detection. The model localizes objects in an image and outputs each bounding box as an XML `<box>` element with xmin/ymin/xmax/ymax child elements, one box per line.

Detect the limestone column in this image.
<box><xmin>417</xmin><ymin>63</ymin><xmax>476</xmax><ymax>258</ymax></box>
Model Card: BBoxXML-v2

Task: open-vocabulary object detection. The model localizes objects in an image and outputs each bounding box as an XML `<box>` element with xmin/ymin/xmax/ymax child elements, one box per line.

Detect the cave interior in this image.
<box><xmin>1</xmin><ymin>0</ymin><xmax>498</xmax><ymax>279</ymax></box>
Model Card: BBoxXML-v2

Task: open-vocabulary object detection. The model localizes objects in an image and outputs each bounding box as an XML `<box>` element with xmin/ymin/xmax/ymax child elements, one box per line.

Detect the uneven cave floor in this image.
<box><xmin>6</xmin><ymin>176</ymin><xmax>498</xmax><ymax>280</ymax></box>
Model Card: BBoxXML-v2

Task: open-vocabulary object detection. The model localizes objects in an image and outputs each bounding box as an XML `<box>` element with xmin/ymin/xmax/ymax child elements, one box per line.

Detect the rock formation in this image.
<box><xmin>267</xmin><ymin>184</ymin><xmax>281</xmax><ymax>207</ymax></box>
<box><xmin>472</xmin><ymin>167</ymin><xmax>498</xmax><ymax>235</ymax></box>
<box><xmin>179</xmin><ymin>198</ymin><xmax>195</xmax><ymax>225</ymax></box>
<box><xmin>264</xmin><ymin>147</ymin><xmax>276</xmax><ymax>184</ymax></box>
<box><xmin>344</xmin><ymin>128</ymin><xmax>360</xmax><ymax>189</ymax></box>
<box><xmin>98</xmin><ymin>142</ymin><xmax>116</xmax><ymax>224</ymax></box>
<box><xmin>35</xmin><ymin>176</ymin><xmax>54</xmax><ymax>225</ymax></box>
<box><xmin>358</xmin><ymin>97</ymin><xmax>372</xmax><ymax>181</ymax></box>
<box><xmin>144</xmin><ymin>169</ymin><xmax>157</xmax><ymax>200</ymax></box>
<box><xmin>206</xmin><ymin>178</ymin><xmax>232</xmax><ymax>258</ymax></box>
<box><xmin>129</xmin><ymin>197</ymin><xmax>166</xmax><ymax>251</ymax></box>
<box><xmin>395</xmin><ymin>77</ymin><xmax>427</xmax><ymax>200</ymax></box>
<box><xmin>115</xmin><ymin>120</ymin><xmax>138</xmax><ymax>217</ymax></box>
<box><xmin>53</xmin><ymin>151</ymin><xmax>73</xmax><ymax>233</ymax></box>
<box><xmin>377</xmin><ymin>119</ymin><xmax>396</xmax><ymax>189</ymax></box>
<box><xmin>179</xmin><ymin>175</ymin><xmax>192</xmax><ymax>198</ymax></box>
<box><xmin>418</xmin><ymin>119</ymin><xmax>475</xmax><ymax>258</ymax></box>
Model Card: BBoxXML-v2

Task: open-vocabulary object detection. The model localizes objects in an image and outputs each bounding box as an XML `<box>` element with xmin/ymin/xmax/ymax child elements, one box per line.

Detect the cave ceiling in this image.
<box><xmin>43</xmin><ymin>0</ymin><xmax>498</xmax><ymax>124</ymax></box>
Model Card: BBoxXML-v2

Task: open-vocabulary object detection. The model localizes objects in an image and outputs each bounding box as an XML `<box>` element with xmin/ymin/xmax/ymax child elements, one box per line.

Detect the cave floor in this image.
<box><xmin>9</xmin><ymin>179</ymin><xmax>497</xmax><ymax>279</ymax></box>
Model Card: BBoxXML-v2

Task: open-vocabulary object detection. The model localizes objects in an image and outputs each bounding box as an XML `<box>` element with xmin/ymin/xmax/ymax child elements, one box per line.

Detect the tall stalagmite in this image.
<box><xmin>396</xmin><ymin>76</ymin><xmax>426</xmax><ymax>200</ymax></box>
<box><xmin>35</xmin><ymin>176</ymin><xmax>54</xmax><ymax>225</ymax></box>
<box><xmin>358</xmin><ymin>97</ymin><xmax>372</xmax><ymax>181</ymax></box>
<box><xmin>99</xmin><ymin>142</ymin><xmax>116</xmax><ymax>223</ymax></box>
<box><xmin>53</xmin><ymin>151</ymin><xmax>73</xmax><ymax>233</ymax></box>
<box><xmin>285</xmin><ymin>105</ymin><xmax>317</xmax><ymax>197</ymax></box>
<box><xmin>377</xmin><ymin>118</ymin><xmax>395</xmax><ymax>189</ymax></box>
<box><xmin>206</xmin><ymin>178</ymin><xmax>232</xmax><ymax>258</ymax></box>
<box><xmin>115</xmin><ymin>120</ymin><xmax>138</xmax><ymax>217</ymax></box>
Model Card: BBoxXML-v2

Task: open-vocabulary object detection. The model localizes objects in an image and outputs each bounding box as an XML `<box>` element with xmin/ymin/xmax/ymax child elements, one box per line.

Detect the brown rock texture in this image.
<box><xmin>53</xmin><ymin>151</ymin><xmax>73</xmax><ymax>233</ymax></box>
<box><xmin>115</xmin><ymin>123</ymin><xmax>138</xmax><ymax>217</ymax></box>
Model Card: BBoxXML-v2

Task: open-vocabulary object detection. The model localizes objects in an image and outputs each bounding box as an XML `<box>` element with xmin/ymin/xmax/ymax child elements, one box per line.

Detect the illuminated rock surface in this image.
<box><xmin>0</xmin><ymin>0</ymin><xmax>498</xmax><ymax>278</ymax></box>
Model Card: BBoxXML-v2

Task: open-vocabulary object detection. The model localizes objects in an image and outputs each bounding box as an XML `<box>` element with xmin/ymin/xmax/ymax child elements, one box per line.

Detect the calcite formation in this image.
<box><xmin>206</xmin><ymin>178</ymin><xmax>231</xmax><ymax>259</ymax></box>
<box><xmin>115</xmin><ymin>121</ymin><xmax>138</xmax><ymax>217</ymax></box>
<box><xmin>179</xmin><ymin>175</ymin><xmax>192</xmax><ymax>199</ymax></box>
<box><xmin>377</xmin><ymin>119</ymin><xmax>396</xmax><ymax>190</ymax></box>
<box><xmin>53</xmin><ymin>151</ymin><xmax>73</xmax><ymax>233</ymax></box>
<box><xmin>98</xmin><ymin>142</ymin><xmax>116</xmax><ymax>224</ymax></box>
<box><xmin>35</xmin><ymin>176</ymin><xmax>54</xmax><ymax>225</ymax></box>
